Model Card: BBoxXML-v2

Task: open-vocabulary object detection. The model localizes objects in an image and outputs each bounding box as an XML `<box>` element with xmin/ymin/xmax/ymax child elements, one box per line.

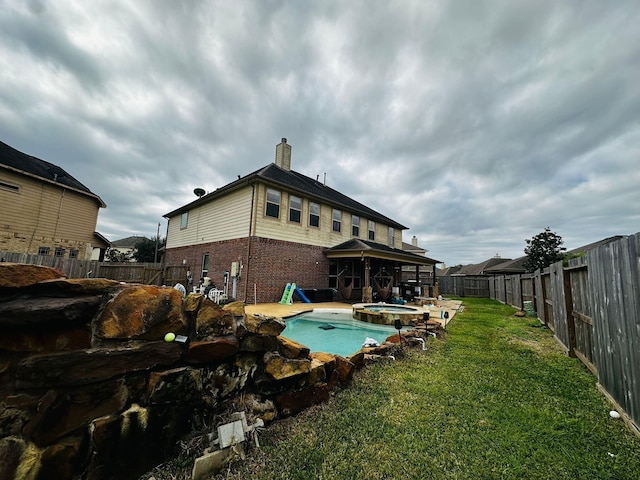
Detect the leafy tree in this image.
<box><xmin>523</xmin><ymin>227</ymin><xmax>566</xmax><ymax>272</ymax></box>
<box><xmin>132</xmin><ymin>236</ymin><xmax>165</xmax><ymax>263</ymax></box>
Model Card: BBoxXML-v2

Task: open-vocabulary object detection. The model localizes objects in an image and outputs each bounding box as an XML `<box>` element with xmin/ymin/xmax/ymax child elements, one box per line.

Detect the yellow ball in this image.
<box><xmin>164</xmin><ymin>332</ymin><xmax>176</xmax><ymax>342</ymax></box>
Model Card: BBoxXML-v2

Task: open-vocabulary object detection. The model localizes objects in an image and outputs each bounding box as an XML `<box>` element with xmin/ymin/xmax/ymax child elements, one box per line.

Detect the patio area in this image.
<box><xmin>244</xmin><ymin>299</ymin><xmax>462</xmax><ymax>328</ymax></box>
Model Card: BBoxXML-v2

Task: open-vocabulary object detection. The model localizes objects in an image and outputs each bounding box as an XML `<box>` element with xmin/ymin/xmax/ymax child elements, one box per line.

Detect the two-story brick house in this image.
<box><xmin>0</xmin><ymin>141</ymin><xmax>109</xmax><ymax>261</ymax></box>
<box><xmin>163</xmin><ymin>139</ymin><xmax>439</xmax><ymax>303</ymax></box>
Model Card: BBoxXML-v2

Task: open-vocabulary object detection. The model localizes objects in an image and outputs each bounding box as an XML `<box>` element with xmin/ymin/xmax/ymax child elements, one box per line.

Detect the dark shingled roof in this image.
<box><xmin>326</xmin><ymin>238</ymin><xmax>441</xmax><ymax>265</ymax></box>
<box><xmin>0</xmin><ymin>140</ymin><xmax>106</xmax><ymax>207</ymax></box>
<box><xmin>164</xmin><ymin>163</ymin><xmax>406</xmax><ymax>230</ymax></box>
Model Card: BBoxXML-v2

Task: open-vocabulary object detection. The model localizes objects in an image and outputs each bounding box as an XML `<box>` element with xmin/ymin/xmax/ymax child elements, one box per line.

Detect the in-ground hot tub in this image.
<box><xmin>352</xmin><ymin>303</ymin><xmax>422</xmax><ymax>325</ymax></box>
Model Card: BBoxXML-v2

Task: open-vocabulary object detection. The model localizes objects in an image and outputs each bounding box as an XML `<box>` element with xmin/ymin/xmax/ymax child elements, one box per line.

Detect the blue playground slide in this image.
<box><xmin>294</xmin><ymin>286</ymin><xmax>311</xmax><ymax>303</ymax></box>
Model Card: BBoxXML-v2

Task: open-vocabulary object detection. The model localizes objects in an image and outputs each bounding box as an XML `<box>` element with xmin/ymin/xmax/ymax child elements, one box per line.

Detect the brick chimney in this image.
<box><xmin>275</xmin><ymin>138</ymin><xmax>291</xmax><ymax>171</ymax></box>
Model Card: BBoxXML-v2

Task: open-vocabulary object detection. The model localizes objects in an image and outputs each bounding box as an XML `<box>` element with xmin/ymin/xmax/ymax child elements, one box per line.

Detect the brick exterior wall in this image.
<box><xmin>165</xmin><ymin>236</ymin><xmax>332</xmax><ymax>303</ymax></box>
<box><xmin>0</xmin><ymin>231</ymin><xmax>93</xmax><ymax>260</ymax></box>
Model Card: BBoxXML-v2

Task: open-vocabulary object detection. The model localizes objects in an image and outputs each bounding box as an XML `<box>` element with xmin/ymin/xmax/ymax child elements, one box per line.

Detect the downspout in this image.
<box><xmin>244</xmin><ymin>182</ymin><xmax>256</xmax><ymax>303</ymax></box>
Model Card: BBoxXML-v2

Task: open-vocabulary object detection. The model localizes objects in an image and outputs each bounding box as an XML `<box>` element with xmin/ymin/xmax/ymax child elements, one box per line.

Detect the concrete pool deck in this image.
<box><xmin>244</xmin><ymin>299</ymin><xmax>463</xmax><ymax>328</ymax></box>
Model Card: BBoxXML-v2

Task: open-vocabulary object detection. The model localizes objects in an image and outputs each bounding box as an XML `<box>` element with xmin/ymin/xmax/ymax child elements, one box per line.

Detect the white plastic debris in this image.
<box><xmin>362</xmin><ymin>337</ymin><xmax>380</xmax><ymax>348</ymax></box>
<box><xmin>609</xmin><ymin>410</ymin><xmax>621</xmax><ymax>418</ymax></box>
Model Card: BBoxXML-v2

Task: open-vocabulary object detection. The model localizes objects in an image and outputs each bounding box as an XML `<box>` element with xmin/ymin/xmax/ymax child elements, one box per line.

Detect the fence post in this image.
<box><xmin>563</xmin><ymin>266</ymin><xmax>576</xmax><ymax>357</ymax></box>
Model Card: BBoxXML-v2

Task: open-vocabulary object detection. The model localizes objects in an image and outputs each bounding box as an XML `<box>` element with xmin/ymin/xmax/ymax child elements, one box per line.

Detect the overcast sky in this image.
<box><xmin>1</xmin><ymin>1</ymin><xmax>639</xmax><ymax>266</ymax></box>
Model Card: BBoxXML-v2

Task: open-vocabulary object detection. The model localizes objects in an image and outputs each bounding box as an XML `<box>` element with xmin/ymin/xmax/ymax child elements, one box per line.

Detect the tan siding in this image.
<box><xmin>166</xmin><ymin>186</ymin><xmax>253</xmax><ymax>248</ymax></box>
<box><xmin>1</xmin><ymin>170</ymin><xmax>101</xmax><ymax>258</ymax></box>
<box><xmin>166</xmin><ymin>181</ymin><xmax>405</xmax><ymax>251</ymax></box>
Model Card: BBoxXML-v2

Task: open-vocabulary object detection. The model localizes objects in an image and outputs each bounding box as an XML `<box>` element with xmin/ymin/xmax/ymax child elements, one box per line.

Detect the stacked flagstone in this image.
<box><xmin>0</xmin><ymin>263</ymin><xmax>369</xmax><ymax>480</ymax></box>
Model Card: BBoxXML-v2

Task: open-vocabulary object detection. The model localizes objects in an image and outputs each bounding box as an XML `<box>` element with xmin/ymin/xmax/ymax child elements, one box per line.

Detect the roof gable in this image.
<box><xmin>0</xmin><ymin>140</ymin><xmax>106</xmax><ymax>207</ymax></box>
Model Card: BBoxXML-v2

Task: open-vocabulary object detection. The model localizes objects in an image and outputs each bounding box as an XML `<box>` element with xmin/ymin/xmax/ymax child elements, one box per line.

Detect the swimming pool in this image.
<box><xmin>282</xmin><ymin>309</ymin><xmax>405</xmax><ymax>357</ymax></box>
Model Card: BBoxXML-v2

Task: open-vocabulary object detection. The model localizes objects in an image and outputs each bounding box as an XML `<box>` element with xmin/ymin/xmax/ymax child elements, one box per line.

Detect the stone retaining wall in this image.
<box><xmin>0</xmin><ymin>263</ymin><xmax>417</xmax><ymax>479</ymax></box>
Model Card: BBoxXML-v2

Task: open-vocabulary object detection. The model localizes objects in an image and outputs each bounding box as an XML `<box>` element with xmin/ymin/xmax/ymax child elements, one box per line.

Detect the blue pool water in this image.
<box><xmin>282</xmin><ymin>309</ymin><xmax>405</xmax><ymax>357</ymax></box>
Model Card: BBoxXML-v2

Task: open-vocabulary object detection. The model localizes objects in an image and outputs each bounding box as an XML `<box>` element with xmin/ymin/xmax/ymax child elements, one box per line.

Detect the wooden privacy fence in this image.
<box><xmin>437</xmin><ymin>275</ymin><xmax>490</xmax><ymax>297</ymax></box>
<box><xmin>0</xmin><ymin>251</ymin><xmax>188</xmax><ymax>286</ymax></box>
<box><xmin>488</xmin><ymin>233</ymin><xmax>640</xmax><ymax>436</ymax></box>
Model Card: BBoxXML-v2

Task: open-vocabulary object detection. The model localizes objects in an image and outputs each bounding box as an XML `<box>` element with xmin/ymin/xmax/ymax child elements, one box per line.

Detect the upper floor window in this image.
<box><xmin>180</xmin><ymin>212</ymin><xmax>188</xmax><ymax>229</ymax></box>
<box><xmin>368</xmin><ymin>220</ymin><xmax>376</xmax><ymax>241</ymax></box>
<box><xmin>266</xmin><ymin>188</ymin><xmax>281</xmax><ymax>218</ymax></box>
<box><xmin>69</xmin><ymin>249</ymin><xmax>79</xmax><ymax>259</ymax></box>
<box><xmin>388</xmin><ymin>227</ymin><xmax>395</xmax><ymax>246</ymax></box>
<box><xmin>38</xmin><ymin>246</ymin><xmax>50</xmax><ymax>256</ymax></box>
<box><xmin>54</xmin><ymin>247</ymin><xmax>65</xmax><ymax>258</ymax></box>
<box><xmin>352</xmin><ymin>215</ymin><xmax>360</xmax><ymax>237</ymax></box>
<box><xmin>289</xmin><ymin>195</ymin><xmax>302</xmax><ymax>223</ymax></box>
<box><xmin>332</xmin><ymin>209</ymin><xmax>342</xmax><ymax>233</ymax></box>
<box><xmin>0</xmin><ymin>180</ymin><xmax>20</xmax><ymax>193</ymax></box>
<box><xmin>309</xmin><ymin>202</ymin><xmax>320</xmax><ymax>228</ymax></box>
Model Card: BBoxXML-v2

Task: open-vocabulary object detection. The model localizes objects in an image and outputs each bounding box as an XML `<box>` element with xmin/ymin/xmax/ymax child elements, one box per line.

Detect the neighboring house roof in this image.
<box><xmin>437</xmin><ymin>265</ymin><xmax>463</xmax><ymax>276</ymax></box>
<box><xmin>457</xmin><ymin>257</ymin><xmax>514</xmax><ymax>275</ymax></box>
<box><xmin>111</xmin><ymin>236</ymin><xmax>149</xmax><ymax>249</ymax></box>
<box><xmin>93</xmin><ymin>232</ymin><xmax>112</xmax><ymax>249</ymax></box>
<box><xmin>326</xmin><ymin>238</ymin><xmax>441</xmax><ymax>266</ymax></box>
<box><xmin>484</xmin><ymin>256</ymin><xmax>528</xmax><ymax>275</ymax></box>
<box><xmin>164</xmin><ymin>163</ymin><xmax>407</xmax><ymax>230</ymax></box>
<box><xmin>483</xmin><ymin>235</ymin><xmax>627</xmax><ymax>275</ymax></box>
<box><xmin>0</xmin><ymin>140</ymin><xmax>106</xmax><ymax>207</ymax></box>
<box><xmin>402</xmin><ymin>241</ymin><xmax>426</xmax><ymax>256</ymax></box>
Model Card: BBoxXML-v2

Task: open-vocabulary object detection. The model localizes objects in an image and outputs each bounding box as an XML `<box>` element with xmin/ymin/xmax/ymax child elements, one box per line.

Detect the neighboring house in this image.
<box><xmin>164</xmin><ymin>138</ymin><xmax>439</xmax><ymax>303</ymax></box>
<box><xmin>107</xmin><ymin>235</ymin><xmax>150</xmax><ymax>262</ymax></box>
<box><xmin>400</xmin><ymin>236</ymin><xmax>439</xmax><ymax>284</ymax></box>
<box><xmin>0</xmin><ymin>140</ymin><xmax>108</xmax><ymax>261</ymax></box>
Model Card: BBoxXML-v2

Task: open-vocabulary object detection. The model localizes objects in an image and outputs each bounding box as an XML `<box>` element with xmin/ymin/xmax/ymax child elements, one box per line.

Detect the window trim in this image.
<box><xmin>388</xmin><ymin>226</ymin><xmax>395</xmax><ymax>246</ymax></box>
<box><xmin>288</xmin><ymin>194</ymin><xmax>302</xmax><ymax>224</ymax></box>
<box><xmin>309</xmin><ymin>202</ymin><xmax>320</xmax><ymax>228</ymax></box>
<box><xmin>352</xmin><ymin>215</ymin><xmax>360</xmax><ymax>237</ymax></box>
<box><xmin>38</xmin><ymin>246</ymin><xmax>51</xmax><ymax>256</ymax></box>
<box><xmin>332</xmin><ymin>209</ymin><xmax>342</xmax><ymax>233</ymax></box>
<box><xmin>265</xmin><ymin>188</ymin><xmax>281</xmax><ymax>219</ymax></box>
<box><xmin>368</xmin><ymin>220</ymin><xmax>376</xmax><ymax>241</ymax></box>
<box><xmin>202</xmin><ymin>253</ymin><xmax>210</xmax><ymax>277</ymax></box>
<box><xmin>180</xmin><ymin>212</ymin><xmax>188</xmax><ymax>229</ymax></box>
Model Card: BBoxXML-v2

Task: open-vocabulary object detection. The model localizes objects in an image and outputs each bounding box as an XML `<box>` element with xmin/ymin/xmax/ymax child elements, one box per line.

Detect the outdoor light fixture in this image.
<box><xmin>394</xmin><ymin>316</ymin><xmax>403</xmax><ymax>347</ymax></box>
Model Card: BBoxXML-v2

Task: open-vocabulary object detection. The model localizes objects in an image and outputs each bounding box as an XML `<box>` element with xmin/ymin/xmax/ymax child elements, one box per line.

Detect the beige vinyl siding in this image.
<box><xmin>166</xmin><ymin>186</ymin><xmax>253</xmax><ymax>248</ymax></box>
<box><xmin>254</xmin><ymin>183</ymin><xmax>397</xmax><ymax>248</ymax></box>
<box><xmin>1</xmin><ymin>171</ymin><xmax>99</xmax><ymax>243</ymax></box>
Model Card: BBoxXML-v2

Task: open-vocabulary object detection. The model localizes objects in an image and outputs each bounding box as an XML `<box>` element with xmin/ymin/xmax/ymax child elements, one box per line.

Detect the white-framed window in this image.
<box><xmin>368</xmin><ymin>220</ymin><xmax>376</xmax><ymax>241</ymax></box>
<box><xmin>180</xmin><ymin>212</ymin><xmax>188</xmax><ymax>229</ymax></box>
<box><xmin>202</xmin><ymin>253</ymin><xmax>210</xmax><ymax>277</ymax></box>
<box><xmin>309</xmin><ymin>202</ymin><xmax>320</xmax><ymax>228</ymax></box>
<box><xmin>388</xmin><ymin>227</ymin><xmax>395</xmax><ymax>246</ymax></box>
<box><xmin>352</xmin><ymin>215</ymin><xmax>360</xmax><ymax>237</ymax></box>
<box><xmin>54</xmin><ymin>247</ymin><xmax>65</xmax><ymax>258</ymax></box>
<box><xmin>289</xmin><ymin>195</ymin><xmax>302</xmax><ymax>223</ymax></box>
<box><xmin>38</xmin><ymin>246</ymin><xmax>50</xmax><ymax>256</ymax></box>
<box><xmin>69</xmin><ymin>249</ymin><xmax>79</xmax><ymax>259</ymax></box>
<box><xmin>266</xmin><ymin>188</ymin><xmax>281</xmax><ymax>218</ymax></box>
<box><xmin>332</xmin><ymin>209</ymin><xmax>342</xmax><ymax>233</ymax></box>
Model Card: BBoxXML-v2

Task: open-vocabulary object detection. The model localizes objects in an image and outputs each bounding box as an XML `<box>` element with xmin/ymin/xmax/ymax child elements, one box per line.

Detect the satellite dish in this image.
<box><xmin>193</xmin><ymin>188</ymin><xmax>206</xmax><ymax>198</ymax></box>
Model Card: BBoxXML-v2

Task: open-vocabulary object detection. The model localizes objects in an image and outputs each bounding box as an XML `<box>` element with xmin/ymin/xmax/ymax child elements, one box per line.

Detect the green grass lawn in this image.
<box><xmin>216</xmin><ymin>298</ymin><xmax>640</xmax><ymax>480</ymax></box>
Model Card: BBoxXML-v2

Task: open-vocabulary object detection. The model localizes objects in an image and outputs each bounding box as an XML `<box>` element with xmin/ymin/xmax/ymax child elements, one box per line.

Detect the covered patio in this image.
<box><xmin>324</xmin><ymin>239</ymin><xmax>441</xmax><ymax>303</ymax></box>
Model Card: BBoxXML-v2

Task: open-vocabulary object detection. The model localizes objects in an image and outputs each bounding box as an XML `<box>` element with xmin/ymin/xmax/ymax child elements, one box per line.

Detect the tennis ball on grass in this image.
<box><xmin>164</xmin><ymin>332</ymin><xmax>176</xmax><ymax>342</ymax></box>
